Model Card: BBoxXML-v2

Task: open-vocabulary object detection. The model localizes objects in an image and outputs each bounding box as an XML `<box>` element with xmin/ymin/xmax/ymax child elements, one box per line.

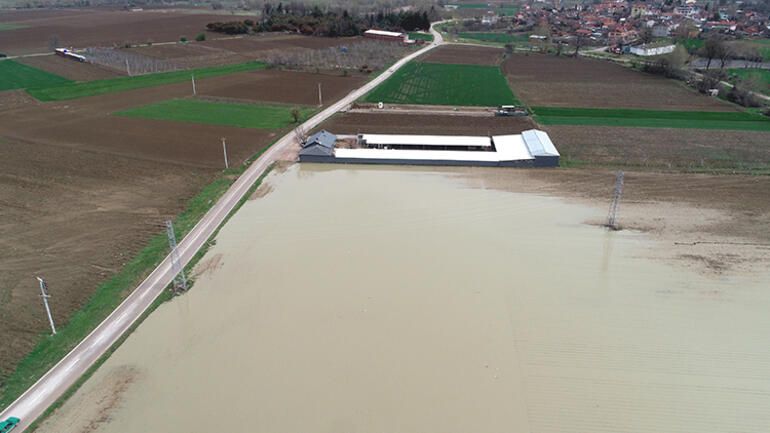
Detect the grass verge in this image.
<box><xmin>728</xmin><ymin>68</ymin><xmax>770</xmax><ymax>95</ymax></box>
<box><xmin>26</xmin><ymin>61</ymin><xmax>266</xmax><ymax>101</ymax></box>
<box><xmin>533</xmin><ymin>106</ymin><xmax>770</xmax><ymax>131</ymax></box>
<box><xmin>364</xmin><ymin>61</ymin><xmax>519</xmax><ymax>106</ymax></box>
<box><xmin>408</xmin><ymin>32</ymin><xmax>434</xmax><ymax>42</ymax></box>
<box><xmin>0</xmin><ymin>23</ymin><xmax>26</xmax><ymax>31</ymax></box>
<box><xmin>0</xmin><ymin>59</ymin><xmax>71</xmax><ymax>92</ymax></box>
<box><xmin>117</xmin><ymin>98</ymin><xmax>316</xmax><ymax>130</ymax></box>
<box><xmin>0</xmin><ymin>138</ymin><xmax>279</xmax><ymax>414</ymax></box>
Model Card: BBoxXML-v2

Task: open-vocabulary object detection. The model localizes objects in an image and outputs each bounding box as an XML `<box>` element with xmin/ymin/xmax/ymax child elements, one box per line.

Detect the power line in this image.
<box><xmin>606</xmin><ymin>171</ymin><xmax>624</xmax><ymax>231</ymax></box>
<box><xmin>36</xmin><ymin>277</ymin><xmax>57</xmax><ymax>335</ymax></box>
<box><xmin>165</xmin><ymin>220</ymin><xmax>188</xmax><ymax>293</ymax></box>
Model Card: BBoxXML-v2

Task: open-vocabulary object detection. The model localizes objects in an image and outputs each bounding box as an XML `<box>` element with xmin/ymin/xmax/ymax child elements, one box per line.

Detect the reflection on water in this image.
<box><xmin>40</xmin><ymin>164</ymin><xmax>770</xmax><ymax>433</ymax></box>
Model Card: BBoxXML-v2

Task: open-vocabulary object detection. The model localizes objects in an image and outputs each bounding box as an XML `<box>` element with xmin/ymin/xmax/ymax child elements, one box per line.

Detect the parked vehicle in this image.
<box><xmin>494</xmin><ymin>105</ymin><xmax>528</xmax><ymax>117</ymax></box>
<box><xmin>0</xmin><ymin>417</ymin><xmax>20</xmax><ymax>433</ymax></box>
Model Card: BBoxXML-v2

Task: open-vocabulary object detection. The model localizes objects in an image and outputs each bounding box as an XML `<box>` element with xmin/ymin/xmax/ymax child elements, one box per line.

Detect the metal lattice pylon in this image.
<box><xmin>606</xmin><ymin>171</ymin><xmax>624</xmax><ymax>230</ymax></box>
<box><xmin>165</xmin><ymin>220</ymin><xmax>188</xmax><ymax>293</ymax></box>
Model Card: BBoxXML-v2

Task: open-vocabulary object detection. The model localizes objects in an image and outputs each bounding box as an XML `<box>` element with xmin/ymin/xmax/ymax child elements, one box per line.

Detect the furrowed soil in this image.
<box><xmin>18</xmin><ymin>55</ymin><xmax>123</xmax><ymax>81</ymax></box>
<box><xmin>420</xmin><ymin>44</ymin><xmax>503</xmax><ymax>65</ymax></box>
<box><xmin>0</xmin><ymin>9</ymin><xmax>256</xmax><ymax>55</ymax></box>
<box><xmin>0</xmin><ymin>66</ymin><xmax>364</xmax><ymax>394</ymax></box>
<box><xmin>544</xmin><ymin>125</ymin><xmax>770</xmax><ymax>172</ymax></box>
<box><xmin>503</xmin><ymin>53</ymin><xmax>736</xmax><ymax>111</ymax></box>
<box><xmin>198</xmin><ymin>69</ymin><xmax>367</xmax><ymax>106</ymax></box>
<box><xmin>318</xmin><ymin>112</ymin><xmax>537</xmax><ymax>135</ymax></box>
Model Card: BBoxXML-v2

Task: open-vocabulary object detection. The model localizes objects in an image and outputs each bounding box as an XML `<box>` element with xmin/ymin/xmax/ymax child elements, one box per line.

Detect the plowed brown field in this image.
<box><xmin>0</xmin><ymin>9</ymin><xmax>255</xmax><ymax>55</ymax></box>
<box><xmin>420</xmin><ymin>44</ymin><xmax>503</xmax><ymax>65</ymax></box>
<box><xmin>19</xmin><ymin>55</ymin><xmax>123</xmax><ymax>81</ymax></box>
<box><xmin>318</xmin><ymin>112</ymin><xmax>536</xmax><ymax>135</ymax></box>
<box><xmin>503</xmin><ymin>54</ymin><xmax>736</xmax><ymax>111</ymax></box>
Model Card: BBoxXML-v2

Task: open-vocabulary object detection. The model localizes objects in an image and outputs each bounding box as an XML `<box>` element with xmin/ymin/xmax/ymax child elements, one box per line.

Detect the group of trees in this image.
<box><xmin>206</xmin><ymin>6</ymin><xmax>434</xmax><ymax>37</ymax></box>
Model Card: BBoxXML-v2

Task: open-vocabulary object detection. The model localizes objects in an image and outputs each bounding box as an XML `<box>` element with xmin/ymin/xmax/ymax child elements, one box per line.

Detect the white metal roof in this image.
<box><xmin>521</xmin><ymin>130</ymin><xmax>560</xmax><ymax>156</ymax></box>
<box><xmin>364</xmin><ymin>29</ymin><xmax>405</xmax><ymax>38</ymax></box>
<box><xmin>492</xmin><ymin>134</ymin><xmax>536</xmax><ymax>161</ymax></box>
<box><xmin>360</xmin><ymin>133</ymin><xmax>492</xmax><ymax>148</ymax></box>
<box><xmin>335</xmin><ymin>148</ymin><xmax>504</xmax><ymax>162</ymax></box>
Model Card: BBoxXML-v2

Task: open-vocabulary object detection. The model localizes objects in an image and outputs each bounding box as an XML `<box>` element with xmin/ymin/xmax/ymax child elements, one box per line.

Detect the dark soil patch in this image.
<box><xmin>420</xmin><ymin>44</ymin><xmax>503</xmax><ymax>65</ymax></box>
<box><xmin>503</xmin><ymin>53</ymin><xmax>736</xmax><ymax>111</ymax></box>
<box><xmin>19</xmin><ymin>55</ymin><xmax>123</xmax><ymax>81</ymax></box>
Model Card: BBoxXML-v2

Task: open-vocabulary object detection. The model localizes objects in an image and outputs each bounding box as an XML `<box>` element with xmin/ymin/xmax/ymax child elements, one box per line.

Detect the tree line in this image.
<box><xmin>206</xmin><ymin>5</ymin><xmax>435</xmax><ymax>37</ymax></box>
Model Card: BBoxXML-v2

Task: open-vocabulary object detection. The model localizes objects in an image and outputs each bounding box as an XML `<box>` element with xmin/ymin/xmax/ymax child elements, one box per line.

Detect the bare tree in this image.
<box><xmin>702</xmin><ymin>34</ymin><xmax>724</xmax><ymax>70</ymax></box>
<box><xmin>639</xmin><ymin>26</ymin><xmax>654</xmax><ymax>45</ymax></box>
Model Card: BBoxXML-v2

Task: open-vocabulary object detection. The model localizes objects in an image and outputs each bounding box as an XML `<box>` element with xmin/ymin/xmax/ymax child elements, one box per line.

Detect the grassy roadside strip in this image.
<box><xmin>533</xmin><ymin>106</ymin><xmax>770</xmax><ymax>131</ymax></box>
<box><xmin>117</xmin><ymin>99</ymin><xmax>316</xmax><ymax>130</ymax></box>
<box><xmin>25</xmin><ymin>162</ymin><xmax>278</xmax><ymax>432</ymax></box>
<box><xmin>26</xmin><ymin>61</ymin><xmax>266</xmax><ymax>102</ymax></box>
<box><xmin>0</xmin><ymin>139</ymin><xmax>279</xmax><ymax>414</ymax></box>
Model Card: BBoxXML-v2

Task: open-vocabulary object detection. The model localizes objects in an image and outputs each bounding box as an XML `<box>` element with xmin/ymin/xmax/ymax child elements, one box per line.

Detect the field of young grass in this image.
<box><xmin>682</xmin><ymin>38</ymin><xmax>704</xmax><ymax>52</ymax></box>
<box><xmin>533</xmin><ymin>107</ymin><xmax>770</xmax><ymax>131</ymax></box>
<box><xmin>459</xmin><ymin>32</ymin><xmax>529</xmax><ymax>44</ymax></box>
<box><xmin>409</xmin><ymin>32</ymin><xmax>434</xmax><ymax>42</ymax></box>
<box><xmin>729</xmin><ymin>68</ymin><xmax>770</xmax><ymax>94</ymax></box>
<box><xmin>27</xmin><ymin>61</ymin><xmax>265</xmax><ymax>101</ymax></box>
<box><xmin>455</xmin><ymin>3</ymin><xmax>488</xmax><ymax>8</ymax></box>
<box><xmin>364</xmin><ymin>61</ymin><xmax>518</xmax><ymax>106</ymax></box>
<box><xmin>0</xmin><ymin>59</ymin><xmax>71</xmax><ymax>91</ymax></box>
<box><xmin>0</xmin><ymin>23</ymin><xmax>26</xmax><ymax>31</ymax></box>
<box><xmin>117</xmin><ymin>99</ymin><xmax>315</xmax><ymax>129</ymax></box>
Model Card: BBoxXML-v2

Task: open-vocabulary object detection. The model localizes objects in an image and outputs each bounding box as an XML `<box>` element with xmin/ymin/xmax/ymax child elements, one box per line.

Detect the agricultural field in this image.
<box><xmin>0</xmin><ymin>23</ymin><xmax>26</xmax><ymax>31</ymax></box>
<box><xmin>421</xmin><ymin>44</ymin><xmax>503</xmax><ymax>65</ymax></box>
<box><xmin>26</xmin><ymin>61</ymin><xmax>265</xmax><ymax>101</ymax></box>
<box><xmin>319</xmin><ymin>112</ymin><xmax>536</xmax><ymax>135</ymax></box>
<box><xmin>459</xmin><ymin>32</ymin><xmax>529</xmax><ymax>44</ymax></box>
<box><xmin>728</xmin><ymin>39</ymin><xmax>770</xmax><ymax>61</ymax></box>
<box><xmin>364</xmin><ymin>61</ymin><xmax>518</xmax><ymax>106</ymax></box>
<box><xmin>409</xmin><ymin>32</ymin><xmax>434</xmax><ymax>42</ymax></box>
<box><xmin>533</xmin><ymin>107</ymin><xmax>770</xmax><ymax>131</ymax></box>
<box><xmin>18</xmin><ymin>55</ymin><xmax>122</xmax><ymax>81</ymax></box>
<box><xmin>0</xmin><ymin>9</ymin><xmax>258</xmax><ymax>55</ymax></box>
<box><xmin>0</xmin><ymin>59</ymin><xmax>71</xmax><ymax>91</ymax></box>
<box><xmin>728</xmin><ymin>68</ymin><xmax>770</xmax><ymax>95</ymax></box>
<box><xmin>118</xmin><ymin>99</ymin><xmax>315</xmax><ymax>130</ymax></box>
<box><xmin>503</xmin><ymin>53</ymin><xmax>735</xmax><ymax>111</ymax></box>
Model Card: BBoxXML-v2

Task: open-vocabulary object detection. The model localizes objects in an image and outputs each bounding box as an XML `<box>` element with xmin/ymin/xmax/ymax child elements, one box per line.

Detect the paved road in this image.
<box><xmin>0</xmin><ymin>25</ymin><xmax>443</xmax><ymax>431</ymax></box>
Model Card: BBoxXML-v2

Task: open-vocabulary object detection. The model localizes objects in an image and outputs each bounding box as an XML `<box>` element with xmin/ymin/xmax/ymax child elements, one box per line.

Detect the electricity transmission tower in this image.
<box><xmin>606</xmin><ymin>171</ymin><xmax>624</xmax><ymax>230</ymax></box>
<box><xmin>36</xmin><ymin>277</ymin><xmax>57</xmax><ymax>335</ymax></box>
<box><xmin>165</xmin><ymin>220</ymin><xmax>188</xmax><ymax>293</ymax></box>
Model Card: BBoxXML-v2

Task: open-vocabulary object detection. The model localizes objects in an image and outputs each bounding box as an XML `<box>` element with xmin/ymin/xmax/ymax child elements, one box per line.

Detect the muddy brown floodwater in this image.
<box><xmin>39</xmin><ymin>165</ymin><xmax>770</xmax><ymax>433</ymax></box>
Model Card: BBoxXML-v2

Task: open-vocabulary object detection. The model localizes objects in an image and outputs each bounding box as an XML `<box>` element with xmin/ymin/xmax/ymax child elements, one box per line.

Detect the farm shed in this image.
<box><xmin>298</xmin><ymin>130</ymin><xmax>337</xmax><ymax>162</ymax></box>
<box><xmin>299</xmin><ymin>130</ymin><xmax>559</xmax><ymax>167</ymax></box>
<box><xmin>364</xmin><ymin>29</ymin><xmax>406</xmax><ymax>43</ymax></box>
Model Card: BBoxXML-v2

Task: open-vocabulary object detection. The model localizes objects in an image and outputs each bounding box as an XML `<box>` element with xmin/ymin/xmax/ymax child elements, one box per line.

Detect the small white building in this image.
<box><xmin>630</xmin><ymin>44</ymin><xmax>676</xmax><ymax>56</ymax></box>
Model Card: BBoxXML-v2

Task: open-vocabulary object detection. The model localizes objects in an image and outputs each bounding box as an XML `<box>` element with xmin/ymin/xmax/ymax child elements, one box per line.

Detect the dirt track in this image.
<box><xmin>503</xmin><ymin>53</ymin><xmax>737</xmax><ymax>111</ymax></box>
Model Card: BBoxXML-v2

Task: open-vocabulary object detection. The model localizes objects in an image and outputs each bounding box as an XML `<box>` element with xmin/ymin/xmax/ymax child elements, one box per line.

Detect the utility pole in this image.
<box><xmin>606</xmin><ymin>171</ymin><xmax>624</xmax><ymax>230</ymax></box>
<box><xmin>221</xmin><ymin>137</ymin><xmax>229</xmax><ymax>169</ymax></box>
<box><xmin>165</xmin><ymin>220</ymin><xmax>188</xmax><ymax>294</ymax></box>
<box><xmin>191</xmin><ymin>74</ymin><xmax>197</xmax><ymax>96</ymax></box>
<box><xmin>36</xmin><ymin>277</ymin><xmax>57</xmax><ymax>335</ymax></box>
<box><xmin>125</xmin><ymin>59</ymin><xmax>131</xmax><ymax>77</ymax></box>
<box><xmin>318</xmin><ymin>82</ymin><xmax>323</xmax><ymax>107</ymax></box>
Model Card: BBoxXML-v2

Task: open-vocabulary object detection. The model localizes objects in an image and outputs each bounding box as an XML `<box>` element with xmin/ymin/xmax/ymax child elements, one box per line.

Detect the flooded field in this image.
<box><xmin>39</xmin><ymin>165</ymin><xmax>770</xmax><ymax>433</ymax></box>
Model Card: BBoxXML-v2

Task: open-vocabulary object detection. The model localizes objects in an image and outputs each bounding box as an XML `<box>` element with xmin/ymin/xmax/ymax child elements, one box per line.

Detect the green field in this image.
<box><xmin>0</xmin><ymin>59</ymin><xmax>71</xmax><ymax>91</ymax></box>
<box><xmin>0</xmin><ymin>23</ymin><xmax>26</xmax><ymax>31</ymax></box>
<box><xmin>682</xmin><ymin>38</ymin><xmax>704</xmax><ymax>52</ymax></box>
<box><xmin>409</xmin><ymin>32</ymin><xmax>434</xmax><ymax>42</ymax></box>
<box><xmin>27</xmin><ymin>61</ymin><xmax>266</xmax><ymax>101</ymax></box>
<box><xmin>533</xmin><ymin>107</ymin><xmax>770</xmax><ymax>131</ymax></box>
<box><xmin>498</xmin><ymin>6</ymin><xmax>520</xmax><ymax>15</ymax></box>
<box><xmin>117</xmin><ymin>99</ymin><xmax>315</xmax><ymax>129</ymax></box>
<box><xmin>455</xmin><ymin>3</ymin><xmax>489</xmax><ymax>8</ymax></box>
<box><xmin>364</xmin><ymin>61</ymin><xmax>518</xmax><ymax>106</ymax></box>
<box><xmin>458</xmin><ymin>32</ymin><xmax>529</xmax><ymax>44</ymax></box>
<box><xmin>729</xmin><ymin>68</ymin><xmax>770</xmax><ymax>94</ymax></box>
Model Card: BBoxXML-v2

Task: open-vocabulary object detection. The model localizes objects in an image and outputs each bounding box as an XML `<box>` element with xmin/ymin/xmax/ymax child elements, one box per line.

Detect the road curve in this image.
<box><xmin>0</xmin><ymin>25</ymin><xmax>443</xmax><ymax>431</ymax></box>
